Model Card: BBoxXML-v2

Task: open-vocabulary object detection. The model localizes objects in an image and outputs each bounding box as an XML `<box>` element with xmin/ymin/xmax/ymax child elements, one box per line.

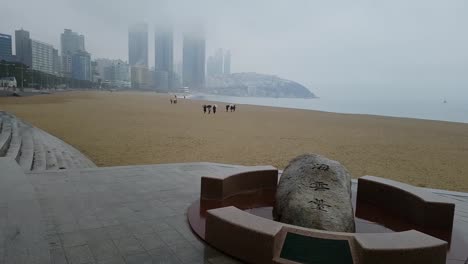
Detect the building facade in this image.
<box><xmin>52</xmin><ymin>48</ymin><xmax>61</xmax><ymax>76</ymax></box>
<box><xmin>15</xmin><ymin>29</ymin><xmax>32</xmax><ymax>67</ymax></box>
<box><xmin>71</xmin><ymin>50</ymin><xmax>91</xmax><ymax>81</ymax></box>
<box><xmin>182</xmin><ymin>29</ymin><xmax>205</xmax><ymax>90</ymax></box>
<box><xmin>61</xmin><ymin>29</ymin><xmax>85</xmax><ymax>56</ymax></box>
<box><xmin>131</xmin><ymin>66</ymin><xmax>151</xmax><ymax>89</ymax></box>
<box><xmin>0</xmin><ymin>33</ymin><xmax>13</xmax><ymax>61</ymax></box>
<box><xmin>154</xmin><ymin>25</ymin><xmax>173</xmax><ymax>90</ymax></box>
<box><xmin>128</xmin><ymin>23</ymin><xmax>148</xmax><ymax>67</ymax></box>
<box><xmin>104</xmin><ymin>60</ymin><xmax>130</xmax><ymax>82</ymax></box>
<box><xmin>31</xmin><ymin>39</ymin><xmax>54</xmax><ymax>74</ymax></box>
<box><xmin>61</xmin><ymin>55</ymin><xmax>72</xmax><ymax>78</ymax></box>
<box><xmin>207</xmin><ymin>49</ymin><xmax>224</xmax><ymax>77</ymax></box>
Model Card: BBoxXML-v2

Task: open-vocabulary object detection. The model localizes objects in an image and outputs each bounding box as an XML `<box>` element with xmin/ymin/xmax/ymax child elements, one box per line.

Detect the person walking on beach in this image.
<box><xmin>225</xmin><ymin>105</ymin><xmax>229</xmax><ymax>112</ymax></box>
<box><xmin>203</xmin><ymin>105</ymin><xmax>207</xmax><ymax>114</ymax></box>
<box><xmin>213</xmin><ymin>105</ymin><xmax>217</xmax><ymax>114</ymax></box>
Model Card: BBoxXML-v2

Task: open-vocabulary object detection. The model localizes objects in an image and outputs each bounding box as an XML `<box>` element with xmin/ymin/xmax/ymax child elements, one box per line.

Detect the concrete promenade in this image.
<box><xmin>1</xmin><ymin>158</ymin><xmax>468</xmax><ymax>263</ymax></box>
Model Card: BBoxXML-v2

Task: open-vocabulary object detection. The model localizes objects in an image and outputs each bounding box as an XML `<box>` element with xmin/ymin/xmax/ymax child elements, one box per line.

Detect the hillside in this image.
<box><xmin>205</xmin><ymin>72</ymin><xmax>316</xmax><ymax>98</ymax></box>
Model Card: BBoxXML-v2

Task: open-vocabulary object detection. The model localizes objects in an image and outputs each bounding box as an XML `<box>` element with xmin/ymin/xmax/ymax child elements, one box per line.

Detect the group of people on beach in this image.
<box><xmin>202</xmin><ymin>104</ymin><xmax>236</xmax><ymax>114</ymax></box>
<box><xmin>170</xmin><ymin>95</ymin><xmax>185</xmax><ymax>104</ymax></box>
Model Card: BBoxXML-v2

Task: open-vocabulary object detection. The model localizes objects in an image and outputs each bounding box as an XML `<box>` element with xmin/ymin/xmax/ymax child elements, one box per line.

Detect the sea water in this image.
<box><xmin>190</xmin><ymin>94</ymin><xmax>468</xmax><ymax>124</ymax></box>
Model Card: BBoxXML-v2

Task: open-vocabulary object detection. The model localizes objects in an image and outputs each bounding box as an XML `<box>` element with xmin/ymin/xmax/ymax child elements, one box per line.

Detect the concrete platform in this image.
<box><xmin>1</xmin><ymin>157</ymin><xmax>468</xmax><ymax>264</ymax></box>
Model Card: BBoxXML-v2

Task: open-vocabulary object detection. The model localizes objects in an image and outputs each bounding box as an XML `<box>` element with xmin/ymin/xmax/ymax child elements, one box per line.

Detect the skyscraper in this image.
<box><xmin>15</xmin><ymin>29</ymin><xmax>32</xmax><ymax>67</ymax></box>
<box><xmin>154</xmin><ymin>25</ymin><xmax>173</xmax><ymax>90</ymax></box>
<box><xmin>61</xmin><ymin>29</ymin><xmax>85</xmax><ymax>56</ymax></box>
<box><xmin>61</xmin><ymin>29</ymin><xmax>90</xmax><ymax>79</ymax></box>
<box><xmin>207</xmin><ymin>49</ymin><xmax>223</xmax><ymax>77</ymax></box>
<box><xmin>72</xmin><ymin>50</ymin><xmax>91</xmax><ymax>81</ymax></box>
<box><xmin>52</xmin><ymin>48</ymin><xmax>60</xmax><ymax>75</ymax></box>
<box><xmin>0</xmin><ymin>33</ymin><xmax>13</xmax><ymax>61</ymax></box>
<box><xmin>182</xmin><ymin>28</ymin><xmax>205</xmax><ymax>90</ymax></box>
<box><xmin>128</xmin><ymin>23</ymin><xmax>148</xmax><ymax>67</ymax></box>
<box><xmin>31</xmin><ymin>39</ymin><xmax>54</xmax><ymax>74</ymax></box>
<box><xmin>224</xmin><ymin>50</ymin><xmax>231</xmax><ymax>74</ymax></box>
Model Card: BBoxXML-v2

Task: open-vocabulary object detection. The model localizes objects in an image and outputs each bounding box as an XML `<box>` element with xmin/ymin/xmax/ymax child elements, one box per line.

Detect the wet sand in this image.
<box><xmin>1</xmin><ymin>91</ymin><xmax>467</xmax><ymax>192</ymax></box>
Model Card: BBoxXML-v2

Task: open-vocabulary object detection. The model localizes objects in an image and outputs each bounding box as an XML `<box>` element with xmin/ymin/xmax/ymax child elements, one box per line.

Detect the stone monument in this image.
<box><xmin>273</xmin><ymin>154</ymin><xmax>355</xmax><ymax>232</ymax></box>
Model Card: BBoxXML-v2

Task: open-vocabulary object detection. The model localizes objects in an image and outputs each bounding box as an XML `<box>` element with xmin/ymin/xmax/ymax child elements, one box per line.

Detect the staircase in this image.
<box><xmin>0</xmin><ymin>111</ymin><xmax>96</xmax><ymax>171</ymax></box>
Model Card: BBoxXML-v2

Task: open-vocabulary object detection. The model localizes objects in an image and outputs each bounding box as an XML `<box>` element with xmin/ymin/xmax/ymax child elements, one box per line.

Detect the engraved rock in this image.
<box><xmin>273</xmin><ymin>154</ymin><xmax>355</xmax><ymax>232</ymax></box>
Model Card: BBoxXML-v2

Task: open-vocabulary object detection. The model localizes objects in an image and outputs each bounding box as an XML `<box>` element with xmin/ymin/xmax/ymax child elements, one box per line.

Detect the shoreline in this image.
<box><xmin>187</xmin><ymin>94</ymin><xmax>468</xmax><ymax>126</ymax></box>
<box><xmin>187</xmin><ymin>92</ymin><xmax>468</xmax><ymax>125</ymax></box>
<box><xmin>1</xmin><ymin>91</ymin><xmax>467</xmax><ymax>192</ymax></box>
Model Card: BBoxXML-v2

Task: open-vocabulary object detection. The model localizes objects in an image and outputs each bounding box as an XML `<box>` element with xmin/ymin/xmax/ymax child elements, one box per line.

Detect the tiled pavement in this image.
<box><xmin>1</xmin><ymin>159</ymin><xmax>249</xmax><ymax>264</ymax></box>
<box><xmin>1</xmin><ymin>157</ymin><xmax>468</xmax><ymax>263</ymax></box>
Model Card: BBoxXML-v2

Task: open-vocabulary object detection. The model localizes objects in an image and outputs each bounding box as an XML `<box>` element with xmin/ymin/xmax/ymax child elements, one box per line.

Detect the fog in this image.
<box><xmin>1</xmin><ymin>0</ymin><xmax>467</xmax><ymax>100</ymax></box>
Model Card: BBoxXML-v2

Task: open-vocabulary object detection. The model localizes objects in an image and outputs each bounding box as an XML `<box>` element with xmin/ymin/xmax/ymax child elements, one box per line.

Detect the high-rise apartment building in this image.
<box><xmin>15</xmin><ymin>29</ymin><xmax>32</xmax><ymax>67</ymax></box>
<box><xmin>131</xmin><ymin>66</ymin><xmax>151</xmax><ymax>89</ymax></box>
<box><xmin>0</xmin><ymin>33</ymin><xmax>13</xmax><ymax>61</ymax></box>
<box><xmin>52</xmin><ymin>48</ymin><xmax>60</xmax><ymax>76</ymax></box>
<box><xmin>31</xmin><ymin>39</ymin><xmax>54</xmax><ymax>74</ymax></box>
<box><xmin>128</xmin><ymin>23</ymin><xmax>148</xmax><ymax>67</ymax></box>
<box><xmin>61</xmin><ymin>29</ymin><xmax>85</xmax><ymax>56</ymax></box>
<box><xmin>61</xmin><ymin>55</ymin><xmax>72</xmax><ymax>78</ymax></box>
<box><xmin>182</xmin><ymin>28</ymin><xmax>205</xmax><ymax>89</ymax></box>
<box><xmin>61</xmin><ymin>29</ymin><xmax>90</xmax><ymax>80</ymax></box>
<box><xmin>154</xmin><ymin>25</ymin><xmax>173</xmax><ymax>90</ymax></box>
<box><xmin>207</xmin><ymin>49</ymin><xmax>224</xmax><ymax>77</ymax></box>
<box><xmin>71</xmin><ymin>50</ymin><xmax>91</xmax><ymax>81</ymax></box>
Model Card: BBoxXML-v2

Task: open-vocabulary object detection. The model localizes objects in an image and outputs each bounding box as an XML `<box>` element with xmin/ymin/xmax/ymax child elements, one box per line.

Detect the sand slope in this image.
<box><xmin>1</xmin><ymin>91</ymin><xmax>467</xmax><ymax>191</ymax></box>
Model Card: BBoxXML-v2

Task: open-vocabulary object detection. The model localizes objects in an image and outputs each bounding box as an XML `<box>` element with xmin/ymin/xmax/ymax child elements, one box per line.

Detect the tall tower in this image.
<box><xmin>61</xmin><ymin>29</ymin><xmax>86</xmax><ymax>56</ymax></box>
<box><xmin>0</xmin><ymin>33</ymin><xmax>13</xmax><ymax>61</ymax></box>
<box><xmin>154</xmin><ymin>25</ymin><xmax>173</xmax><ymax>90</ymax></box>
<box><xmin>128</xmin><ymin>23</ymin><xmax>148</xmax><ymax>67</ymax></box>
<box><xmin>182</xmin><ymin>27</ymin><xmax>205</xmax><ymax>90</ymax></box>
<box><xmin>61</xmin><ymin>29</ymin><xmax>88</xmax><ymax>78</ymax></box>
<box><xmin>206</xmin><ymin>49</ymin><xmax>224</xmax><ymax>77</ymax></box>
<box><xmin>223</xmin><ymin>50</ymin><xmax>231</xmax><ymax>74</ymax></box>
<box><xmin>15</xmin><ymin>29</ymin><xmax>32</xmax><ymax>67</ymax></box>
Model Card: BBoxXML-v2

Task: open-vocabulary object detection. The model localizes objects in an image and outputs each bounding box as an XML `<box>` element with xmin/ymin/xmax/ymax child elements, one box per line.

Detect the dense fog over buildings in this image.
<box><xmin>1</xmin><ymin>0</ymin><xmax>467</xmax><ymax>99</ymax></box>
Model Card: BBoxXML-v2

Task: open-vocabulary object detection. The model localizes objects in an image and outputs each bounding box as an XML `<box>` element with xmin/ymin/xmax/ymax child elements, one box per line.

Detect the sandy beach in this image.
<box><xmin>1</xmin><ymin>91</ymin><xmax>467</xmax><ymax>192</ymax></box>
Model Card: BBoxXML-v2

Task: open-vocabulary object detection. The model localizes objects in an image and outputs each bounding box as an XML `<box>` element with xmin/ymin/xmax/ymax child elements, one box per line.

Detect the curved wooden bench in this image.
<box><xmin>356</xmin><ymin>176</ymin><xmax>455</xmax><ymax>240</ymax></box>
<box><xmin>206</xmin><ymin>206</ymin><xmax>447</xmax><ymax>264</ymax></box>
<box><xmin>201</xmin><ymin>166</ymin><xmax>278</xmax><ymax>210</ymax></box>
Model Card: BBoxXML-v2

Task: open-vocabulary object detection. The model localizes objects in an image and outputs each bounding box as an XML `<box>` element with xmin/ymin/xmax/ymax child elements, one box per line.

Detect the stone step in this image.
<box><xmin>18</xmin><ymin>128</ymin><xmax>34</xmax><ymax>171</ymax></box>
<box><xmin>32</xmin><ymin>130</ymin><xmax>46</xmax><ymax>171</ymax></box>
<box><xmin>54</xmin><ymin>148</ymin><xmax>67</xmax><ymax>170</ymax></box>
<box><xmin>5</xmin><ymin>119</ymin><xmax>22</xmax><ymax>161</ymax></box>
<box><xmin>0</xmin><ymin>116</ymin><xmax>12</xmax><ymax>156</ymax></box>
<box><xmin>61</xmin><ymin>149</ymin><xmax>76</xmax><ymax>169</ymax></box>
<box><xmin>49</xmin><ymin>133</ymin><xmax>97</xmax><ymax>169</ymax></box>
<box><xmin>39</xmin><ymin>131</ymin><xmax>59</xmax><ymax>170</ymax></box>
<box><xmin>2</xmin><ymin>112</ymin><xmax>96</xmax><ymax>171</ymax></box>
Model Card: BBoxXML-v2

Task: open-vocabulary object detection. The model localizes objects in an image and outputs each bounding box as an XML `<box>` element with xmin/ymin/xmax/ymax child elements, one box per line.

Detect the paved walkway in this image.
<box><xmin>1</xmin><ymin>157</ymin><xmax>467</xmax><ymax>263</ymax></box>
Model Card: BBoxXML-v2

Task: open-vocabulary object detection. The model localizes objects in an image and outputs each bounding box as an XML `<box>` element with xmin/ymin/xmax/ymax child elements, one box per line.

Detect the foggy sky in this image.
<box><xmin>1</xmin><ymin>0</ymin><xmax>467</xmax><ymax>99</ymax></box>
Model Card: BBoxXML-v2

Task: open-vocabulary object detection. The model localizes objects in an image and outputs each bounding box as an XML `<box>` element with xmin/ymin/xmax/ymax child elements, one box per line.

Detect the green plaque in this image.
<box><xmin>279</xmin><ymin>232</ymin><xmax>353</xmax><ymax>264</ymax></box>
